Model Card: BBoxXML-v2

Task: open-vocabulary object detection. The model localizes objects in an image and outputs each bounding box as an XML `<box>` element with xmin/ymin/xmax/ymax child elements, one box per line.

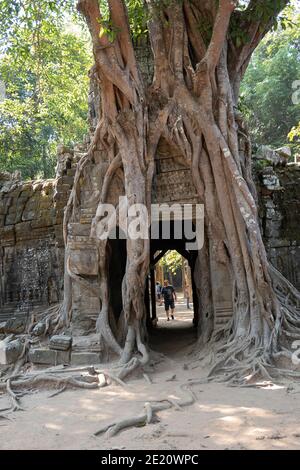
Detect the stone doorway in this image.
<box><xmin>148</xmin><ymin>248</ymin><xmax>197</xmax><ymax>357</ymax></box>
<box><xmin>146</xmin><ymin>219</ymin><xmax>199</xmax><ymax>355</ymax></box>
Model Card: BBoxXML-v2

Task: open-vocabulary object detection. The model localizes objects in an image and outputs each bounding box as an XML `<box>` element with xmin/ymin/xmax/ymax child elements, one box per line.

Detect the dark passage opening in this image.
<box><xmin>107</xmin><ymin>236</ymin><xmax>127</xmax><ymax>322</ymax></box>
<box><xmin>106</xmin><ymin>221</ymin><xmax>200</xmax><ymax>356</ymax></box>
<box><xmin>147</xmin><ymin>221</ymin><xmax>199</xmax><ymax>356</ymax></box>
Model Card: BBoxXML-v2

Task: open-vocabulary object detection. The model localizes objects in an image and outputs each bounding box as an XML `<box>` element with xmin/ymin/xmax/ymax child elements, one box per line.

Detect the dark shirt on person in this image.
<box><xmin>161</xmin><ymin>285</ymin><xmax>175</xmax><ymax>302</ymax></box>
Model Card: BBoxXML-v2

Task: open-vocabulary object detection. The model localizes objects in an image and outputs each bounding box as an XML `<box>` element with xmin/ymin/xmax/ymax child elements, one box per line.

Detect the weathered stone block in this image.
<box><xmin>31</xmin><ymin>216</ymin><xmax>54</xmax><ymax>229</ymax></box>
<box><xmin>68</xmin><ymin>223</ymin><xmax>91</xmax><ymax>237</ymax></box>
<box><xmin>22</xmin><ymin>208</ymin><xmax>37</xmax><ymax>221</ymax></box>
<box><xmin>71</xmin><ymin>352</ymin><xmax>101</xmax><ymax>366</ymax></box>
<box><xmin>56</xmin><ymin>184</ymin><xmax>71</xmax><ymax>193</ymax></box>
<box><xmin>14</xmin><ymin>221</ymin><xmax>32</xmax><ymax>234</ymax></box>
<box><xmin>20</xmin><ymin>187</ymin><xmax>33</xmax><ymax>197</ymax></box>
<box><xmin>276</xmin><ymin>146</ymin><xmax>291</xmax><ymax>160</ymax></box>
<box><xmin>5</xmin><ymin>213</ymin><xmax>17</xmax><ymax>225</ymax></box>
<box><xmin>49</xmin><ymin>335</ymin><xmax>72</xmax><ymax>351</ymax></box>
<box><xmin>0</xmin><ymin>338</ymin><xmax>23</xmax><ymax>365</ymax></box>
<box><xmin>39</xmin><ymin>199</ymin><xmax>53</xmax><ymax>210</ymax></box>
<box><xmin>67</xmin><ymin>168</ymin><xmax>76</xmax><ymax>177</ymax></box>
<box><xmin>28</xmin><ymin>348</ymin><xmax>71</xmax><ymax>365</ymax></box>
<box><xmin>2</xmin><ymin>317</ymin><xmax>26</xmax><ymax>334</ymax></box>
<box><xmin>72</xmin><ymin>334</ymin><xmax>102</xmax><ymax>353</ymax></box>
<box><xmin>32</xmin><ymin>322</ymin><xmax>46</xmax><ymax>336</ymax></box>
<box><xmin>1</xmin><ymin>225</ymin><xmax>15</xmax><ymax>243</ymax></box>
<box><xmin>69</xmin><ymin>248</ymin><xmax>99</xmax><ymax>275</ymax></box>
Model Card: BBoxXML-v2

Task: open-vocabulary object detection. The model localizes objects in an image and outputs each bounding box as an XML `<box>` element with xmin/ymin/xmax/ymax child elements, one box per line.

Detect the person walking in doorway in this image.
<box><xmin>161</xmin><ymin>279</ymin><xmax>177</xmax><ymax>321</ymax></box>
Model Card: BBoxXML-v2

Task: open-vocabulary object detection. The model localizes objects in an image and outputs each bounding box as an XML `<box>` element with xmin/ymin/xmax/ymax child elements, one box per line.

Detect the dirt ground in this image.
<box><xmin>1</xmin><ymin>297</ymin><xmax>300</xmax><ymax>450</ymax></box>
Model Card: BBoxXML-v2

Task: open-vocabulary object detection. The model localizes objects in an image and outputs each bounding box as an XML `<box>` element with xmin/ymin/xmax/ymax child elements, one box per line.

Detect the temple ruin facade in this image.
<box><xmin>1</xmin><ymin>142</ymin><xmax>299</xmax><ymax>361</ymax></box>
<box><xmin>1</xmin><ymin>48</ymin><xmax>299</xmax><ymax>364</ymax></box>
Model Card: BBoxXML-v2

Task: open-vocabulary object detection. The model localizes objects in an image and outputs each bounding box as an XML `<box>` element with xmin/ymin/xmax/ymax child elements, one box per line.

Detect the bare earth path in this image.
<box><xmin>1</xmin><ymin>298</ymin><xmax>300</xmax><ymax>450</ymax></box>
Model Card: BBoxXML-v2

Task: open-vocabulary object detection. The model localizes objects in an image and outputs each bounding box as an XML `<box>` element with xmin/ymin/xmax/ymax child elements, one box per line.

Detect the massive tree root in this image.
<box><xmin>205</xmin><ymin>265</ymin><xmax>300</xmax><ymax>385</ymax></box>
<box><xmin>50</xmin><ymin>0</ymin><xmax>300</xmax><ymax>385</ymax></box>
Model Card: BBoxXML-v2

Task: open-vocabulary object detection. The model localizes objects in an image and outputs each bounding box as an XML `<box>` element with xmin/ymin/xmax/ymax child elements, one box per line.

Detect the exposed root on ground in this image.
<box><xmin>190</xmin><ymin>267</ymin><xmax>300</xmax><ymax>386</ymax></box>
<box><xmin>26</xmin><ymin>304</ymin><xmax>62</xmax><ymax>336</ymax></box>
<box><xmin>0</xmin><ymin>370</ymin><xmax>100</xmax><ymax>415</ymax></box>
<box><xmin>0</xmin><ymin>353</ymin><xmax>158</xmax><ymax>416</ymax></box>
<box><xmin>93</xmin><ymin>379</ymin><xmax>202</xmax><ymax>438</ymax></box>
<box><xmin>202</xmin><ymin>291</ymin><xmax>300</xmax><ymax>386</ymax></box>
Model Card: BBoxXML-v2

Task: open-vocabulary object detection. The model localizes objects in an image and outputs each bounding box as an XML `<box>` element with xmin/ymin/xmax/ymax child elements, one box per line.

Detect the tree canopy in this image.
<box><xmin>0</xmin><ymin>0</ymin><xmax>298</xmax><ymax>179</ymax></box>
<box><xmin>0</xmin><ymin>0</ymin><xmax>92</xmax><ymax>179</ymax></box>
<box><xmin>159</xmin><ymin>251</ymin><xmax>182</xmax><ymax>276</ymax></box>
<box><xmin>241</xmin><ymin>5</ymin><xmax>300</xmax><ymax>152</ymax></box>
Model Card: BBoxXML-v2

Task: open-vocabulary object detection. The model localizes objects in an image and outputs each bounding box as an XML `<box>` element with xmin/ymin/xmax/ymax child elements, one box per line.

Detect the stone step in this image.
<box><xmin>0</xmin><ymin>313</ymin><xmax>12</xmax><ymax>322</ymax></box>
<box><xmin>1</xmin><ymin>301</ymin><xmax>19</xmax><ymax>306</ymax></box>
<box><xmin>0</xmin><ymin>301</ymin><xmax>51</xmax><ymax>321</ymax></box>
<box><xmin>29</xmin><ymin>348</ymin><xmax>71</xmax><ymax>366</ymax></box>
<box><xmin>215</xmin><ymin>316</ymin><xmax>232</xmax><ymax>325</ymax></box>
<box><xmin>0</xmin><ymin>311</ymin><xmax>26</xmax><ymax>322</ymax></box>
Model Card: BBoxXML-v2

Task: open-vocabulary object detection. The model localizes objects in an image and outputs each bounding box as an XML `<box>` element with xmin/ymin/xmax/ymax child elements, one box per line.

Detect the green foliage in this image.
<box><xmin>230</xmin><ymin>0</ymin><xmax>292</xmax><ymax>48</ymax></box>
<box><xmin>0</xmin><ymin>0</ymin><xmax>298</xmax><ymax>177</ymax></box>
<box><xmin>245</xmin><ymin>0</ymin><xmax>290</xmax><ymax>25</ymax></box>
<box><xmin>0</xmin><ymin>0</ymin><xmax>92</xmax><ymax>179</ymax></box>
<box><xmin>99</xmin><ymin>0</ymin><xmax>148</xmax><ymax>40</ymax></box>
<box><xmin>0</xmin><ymin>0</ymin><xmax>76</xmax><ymax>54</ymax></box>
<box><xmin>159</xmin><ymin>250</ymin><xmax>182</xmax><ymax>275</ymax></box>
<box><xmin>98</xmin><ymin>18</ymin><xmax>120</xmax><ymax>43</ymax></box>
<box><xmin>230</xmin><ymin>13</ymin><xmax>251</xmax><ymax>47</ymax></box>
<box><xmin>240</xmin><ymin>7</ymin><xmax>300</xmax><ymax>151</ymax></box>
<box><xmin>289</xmin><ymin>122</ymin><xmax>300</xmax><ymax>150</ymax></box>
<box><xmin>126</xmin><ymin>0</ymin><xmax>148</xmax><ymax>39</ymax></box>
<box><xmin>254</xmin><ymin>158</ymin><xmax>272</xmax><ymax>170</ymax></box>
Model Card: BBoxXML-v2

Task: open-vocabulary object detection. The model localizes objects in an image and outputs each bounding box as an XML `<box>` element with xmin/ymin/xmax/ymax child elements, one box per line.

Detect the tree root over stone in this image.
<box><xmin>0</xmin><ymin>366</ymin><xmax>115</xmax><ymax>416</ymax></box>
<box><xmin>0</xmin><ymin>372</ymin><xmax>100</xmax><ymax>415</ymax></box>
<box><xmin>0</xmin><ymin>356</ymin><xmax>151</xmax><ymax>417</ymax></box>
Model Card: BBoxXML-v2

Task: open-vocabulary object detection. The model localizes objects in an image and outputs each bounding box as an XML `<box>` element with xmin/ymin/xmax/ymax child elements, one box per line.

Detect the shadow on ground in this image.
<box><xmin>149</xmin><ymin>296</ymin><xmax>197</xmax><ymax>357</ymax></box>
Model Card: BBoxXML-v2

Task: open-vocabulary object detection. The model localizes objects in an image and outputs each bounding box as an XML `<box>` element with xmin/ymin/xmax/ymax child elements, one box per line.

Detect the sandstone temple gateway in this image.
<box><xmin>1</xmin><ymin>136</ymin><xmax>299</xmax><ymax>366</ymax></box>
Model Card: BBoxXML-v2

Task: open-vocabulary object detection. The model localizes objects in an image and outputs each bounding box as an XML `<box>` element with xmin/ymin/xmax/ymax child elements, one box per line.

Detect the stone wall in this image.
<box><xmin>0</xmin><ymin>147</ymin><xmax>79</xmax><ymax>321</ymax></box>
<box><xmin>256</xmin><ymin>162</ymin><xmax>300</xmax><ymax>290</ymax></box>
<box><xmin>1</xmin><ymin>144</ymin><xmax>299</xmax><ymax>323</ymax></box>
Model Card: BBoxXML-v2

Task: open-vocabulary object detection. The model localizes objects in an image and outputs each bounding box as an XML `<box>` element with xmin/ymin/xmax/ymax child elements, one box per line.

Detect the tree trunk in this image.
<box><xmin>60</xmin><ymin>0</ymin><xmax>300</xmax><ymax>383</ymax></box>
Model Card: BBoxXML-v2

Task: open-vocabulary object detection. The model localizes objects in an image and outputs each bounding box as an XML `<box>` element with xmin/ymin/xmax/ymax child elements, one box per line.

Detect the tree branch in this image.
<box><xmin>145</xmin><ymin>0</ymin><xmax>170</xmax><ymax>92</ymax></box>
<box><xmin>168</xmin><ymin>1</ymin><xmax>185</xmax><ymax>79</ymax></box>
<box><xmin>183</xmin><ymin>0</ymin><xmax>207</xmax><ymax>64</ymax></box>
<box><xmin>77</xmin><ymin>0</ymin><xmax>108</xmax><ymax>48</ymax></box>
<box><xmin>108</xmin><ymin>0</ymin><xmax>141</xmax><ymax>86</ymax></box>
<box><xmin>77</xmin><ymin>0</ymin><xmax>138</xmax><ymax>105</ymax></box>
<box><xmin>228</xmin><ymin>0</ymin><xmax>290</xmax><ymax>97</ymax></box>
<box><xmin>204</xmin><ymin>0</ymin><xmax>237</xmax><ymax>71</ymax></box>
